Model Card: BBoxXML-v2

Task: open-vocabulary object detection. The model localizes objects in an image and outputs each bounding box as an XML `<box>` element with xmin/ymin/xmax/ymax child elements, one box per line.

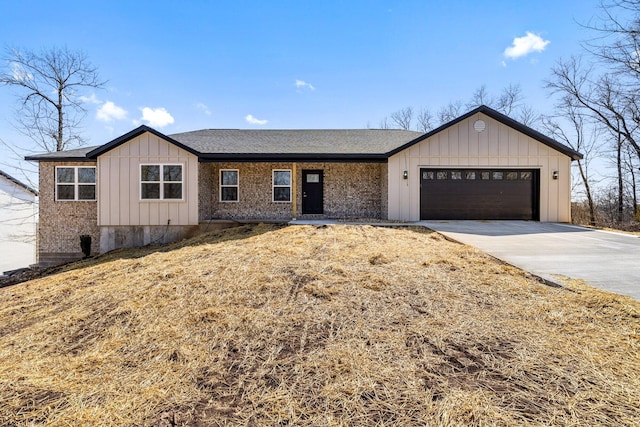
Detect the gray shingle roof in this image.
<box><xmin>169</xmin><ymin>129</ymin><xmax>424</xmax><ymax>155</ymax></box>
<box><xmin>25</xmin><ymin>146</ymin><xmax>99</xmax><ymax>161</ymax></box>
<box><xmin>25</xmin><ymin>128</ymin><xmax>423</xmax><ymax>161</ymax></box>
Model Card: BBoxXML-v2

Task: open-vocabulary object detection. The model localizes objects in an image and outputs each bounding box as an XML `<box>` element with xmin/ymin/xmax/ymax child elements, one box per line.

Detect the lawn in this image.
<box><xmin>0</xmin><ymin>224</ymin><xmax>638</xmax><ymax>426</ymax></box>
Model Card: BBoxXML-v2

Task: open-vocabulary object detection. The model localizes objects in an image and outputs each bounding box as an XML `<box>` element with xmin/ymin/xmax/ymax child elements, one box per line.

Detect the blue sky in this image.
<box><xmin>0</xmin><ymin>0</ymin><xmax>606</xmax><ymax>181</ymax></box>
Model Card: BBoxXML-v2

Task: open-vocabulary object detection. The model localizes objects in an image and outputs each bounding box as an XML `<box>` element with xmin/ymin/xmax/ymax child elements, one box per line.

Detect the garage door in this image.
<box><xmin>420</xmin><ymin>169</ymin><xmax>539</xmax><ymax>220</ymax></box>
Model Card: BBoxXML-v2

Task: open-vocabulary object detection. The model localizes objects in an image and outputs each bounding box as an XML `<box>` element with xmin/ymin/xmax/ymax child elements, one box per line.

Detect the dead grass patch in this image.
<box><xmin>0</xmin><ymin>223</ymin><xmax>639</xmax><ymax>426</ymax></box>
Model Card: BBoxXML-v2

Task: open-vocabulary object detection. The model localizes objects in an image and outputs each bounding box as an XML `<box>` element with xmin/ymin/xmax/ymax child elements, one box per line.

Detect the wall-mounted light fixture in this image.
<box><xmin>552</xmin><ymin>170</ymin><xmax>559</xmax><ymax>180</ymax></box>
<box><xmin>403</xmin><ymin>170</ymin><xmax>408</xmax><ymax>179</ymax></box>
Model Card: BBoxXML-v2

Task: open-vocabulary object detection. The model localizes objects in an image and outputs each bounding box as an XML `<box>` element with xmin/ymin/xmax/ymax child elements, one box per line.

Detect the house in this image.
<box><xmin>26</xmin><ymin>105</ymin><xmax>582</xmax><ymax>266</ymax></box>
<box><xmin>0</xmin><ymin>170</ymin><xmax>38</xmax><ymax>273</ymax></box>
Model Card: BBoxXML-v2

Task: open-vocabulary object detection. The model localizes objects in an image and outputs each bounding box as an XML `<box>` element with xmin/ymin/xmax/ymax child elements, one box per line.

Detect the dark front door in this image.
<box><xmin>420</xmin><ymin>169</ymin><xmax>539</xmax><ymax>220</ymax></box>
<box><xmin>302</xmin><ymin>170</ymin><xmax>323</xmax><ymax>214</ymax></box>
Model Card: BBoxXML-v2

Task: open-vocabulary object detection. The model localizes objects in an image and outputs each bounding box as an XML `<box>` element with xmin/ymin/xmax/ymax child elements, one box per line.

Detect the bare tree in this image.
<box><xmin>376</xmin><ymin>84</ymin><xmax>532</xmax><ymax>133</ymax></box>
<box><xmin>546</xmin><ymin>56</ymin><xmax>640</xmax><ymax>161</ymax></box>
<box><xmin>517</xmin><ymin>104</ymin><xmax>540</xmax><ymax>128</ymax></box>
<box><xmin>390</xmin><ymin>107</ymin><xmax>413</xmax><ymax>130</ymax></box>
<box><xmin>583</xmin><ymin>0</ymin><xmax>640</xmax><ymax>83</ymax></box>
<box><xmin>623</xmin><ymin>144</ymin><xmax>639</xmax><ymax>217</ymax></box>
<box><xmin>614</xmin><ymin>122</ymin><xmax>625</xmax><ymax>223</ymax></box>
<box><xmin>465</xmin><ymin>84</ymin><xmax>524</xmax><ymax>116</ymax></box>
<box><xmin>495</xmin><ymin>84</ymin><xmax>524</xmax><ymax>116</ymax></box>
<box><xmin>378</xmin><ymin>117</ymin><xmax>390</xmax><ymax>129</ymax></box>
<box><xmin>542</xmin><ymin>103</ymin><xmax>600</xmax><ymax>225</ymax></box>
<box><xmin>465</xmin><ymin>85</ymin><xmax>494</xmax><ymax>110</ymax></box>
<box><xmin>437</xmin><ymin>100</ymin><xmax>463</xmax><ymax>125</ymax></box>
<box><xmin>416</xmin><ymin>108</ymin><xmax>434</xmax><ymax>132</ymax></box>
<box><xmin>0</xmin><ymin>46</ymin><xmax>105</xmax><ymax>152</ymax></box>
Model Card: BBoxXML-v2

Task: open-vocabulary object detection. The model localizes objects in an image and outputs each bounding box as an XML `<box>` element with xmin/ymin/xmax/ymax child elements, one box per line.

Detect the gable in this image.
<box><xmin>395</xmin><ymin>112</ymin><xmax>571</xmax><ymax>161</ymax></box>
<box><xmin>97</xmin><ymin>130</ymin><xmax>197</xmax><ymax>160</ymax></box>
<box><xmin>87</xmin><ymin>125</ymin><xmax>200</xmax><ymax>159</ymax></box>
<box><xmin>388</xmin><ymin>105</ymin><xmax>582</xmax><ymax>160</ymax></box>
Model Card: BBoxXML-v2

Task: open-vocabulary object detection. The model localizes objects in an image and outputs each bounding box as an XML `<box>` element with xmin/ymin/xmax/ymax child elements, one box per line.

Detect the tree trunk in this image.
<box><xmin>577</xmin><ymin>160</ymin><xmax>597</xmax><ymax>226</ymax></box>
<box><xmin>57</xmin><ymin>87</ymin><xmax>64</xmax><ymax>151</ymax></box>
<box><xmin>617</xmin><ymin>136</ymin><xmax>624</xmax><ymax>223</ymax></box>
<box><xmin>629</xmin><ymin>151</ymin><xmax>638</xmax><ymax>218</ymax></box>
<box><xmin>632</xmin><ymin>169</ymin><xmax>638</xmax><ymax>217</ymax></box>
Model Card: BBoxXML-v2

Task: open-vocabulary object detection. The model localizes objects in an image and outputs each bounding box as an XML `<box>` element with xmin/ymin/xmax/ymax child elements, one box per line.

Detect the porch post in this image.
<box><xmin>292</xmin><ymin>162</ymin><xmax>297</xmax><ymax>220</ymax></box>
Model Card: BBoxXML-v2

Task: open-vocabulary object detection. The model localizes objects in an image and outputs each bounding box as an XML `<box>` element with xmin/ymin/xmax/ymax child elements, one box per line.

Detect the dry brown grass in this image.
<box><xmin>1</xmin><ymin>224</ymin><xmax>639</xmax><ymax>426</ymax></box>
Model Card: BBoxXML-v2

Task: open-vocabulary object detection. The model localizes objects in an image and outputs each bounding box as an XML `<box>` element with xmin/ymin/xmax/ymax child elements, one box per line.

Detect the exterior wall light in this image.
<box><xmin>552</xmin><ymin>171</ymin><xmax>559</xmax><ymax>180</ymax></box>
<box><xmin>403</xmin><ymin>170</ymin><xmax>408</xmax><ymax>179</ymax></box>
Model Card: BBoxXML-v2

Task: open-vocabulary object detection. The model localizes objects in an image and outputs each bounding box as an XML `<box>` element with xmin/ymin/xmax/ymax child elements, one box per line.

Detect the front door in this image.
<box><xmin>302</xmin><ymin>170</ymin><xmax>323</xmax><ymax>214</ymax></box>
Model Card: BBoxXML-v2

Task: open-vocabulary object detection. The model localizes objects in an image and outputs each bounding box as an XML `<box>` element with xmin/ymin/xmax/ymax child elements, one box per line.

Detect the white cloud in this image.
<box><xmin>245</xmin><ymin>114</ymin><xmax>268</xmax><ymax>125</ymax></box>
<box><xmin>140</xmin><ymin>107</ymin><xmax>175</xmax><ymax>127</ymax></box>
<box><xmin>10</xmin><ymin>63</ymin><xmax>32</xmax><ymax>82</ymax></box>
<box><xmin>79</xmin><ymin>93</ymin><xmax>101</xmax><ymax>104</ymax></box>
<box><xmin>295</xmin><ymin>79</ymin><xmax>315</xmax><ymax>91</ymax></box>
<box><xmin>504</xmin><ymin>32</ymin><xmax>550</xmax><ymax>60</ymax></box>
<box><xmin>196</xmin><ymin>102</ymin><xmax>212</xmax><ymax>115</ymax></box>
<box><xmin>96</xmin><ymin>101</ymin><xmax>128</xmax><ymax>122</ymax></box>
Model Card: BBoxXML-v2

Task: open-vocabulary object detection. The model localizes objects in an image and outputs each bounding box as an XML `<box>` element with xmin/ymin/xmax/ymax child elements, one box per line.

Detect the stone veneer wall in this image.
<box><xmin>199</xmin><ymin>162</ymin><xmax>387</xmax><ymax>221</ymax></box>
<box><xmin>380</xmin><ymin>163</ymin><xmax>388</xmax><ymax>220</ymax></box>
<box><xmin>300</xmin><ymin>162</ymin><xmax>386</xmax><ymax>219</ymax></box>
<box><xmin>37</xmin><ymin>161</ymin><xmax>100</xmax><ymax>266</ymax></box>
<box><xmin>199</xmin><ymin>162</ymin><xmax>296</xmax><ymax>221</ymax></box>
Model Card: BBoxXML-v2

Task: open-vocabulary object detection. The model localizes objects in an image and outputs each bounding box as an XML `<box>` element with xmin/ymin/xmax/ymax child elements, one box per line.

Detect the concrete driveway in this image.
<box><xmin>420</xmin><ymin>220</ymin><xmax>640</xmax><ymax>300</ymax></box>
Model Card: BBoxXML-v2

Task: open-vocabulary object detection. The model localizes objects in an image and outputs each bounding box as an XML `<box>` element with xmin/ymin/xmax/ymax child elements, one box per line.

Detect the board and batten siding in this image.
<box><xmin>97</xmin><ymin>132</ymin><xmax>199</xmax><ymax>226</ymax></box>
<box><xmin>388</xmin><ymin>113</ymin><xmax>572</xmax><ymax>222</ymax></box>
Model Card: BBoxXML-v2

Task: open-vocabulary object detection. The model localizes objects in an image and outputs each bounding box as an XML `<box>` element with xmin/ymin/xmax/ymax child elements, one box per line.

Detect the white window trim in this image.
<box><xmin>55</xmin><ymin>166</ymin><xmax>96</xmax><ymax>202</ymax></box>
<box><xmin>139</xmin><ymin>163</ymin><xmax>185</xmax><ymax>201</ymax></box>
<box><xmin>272</xmin><ymin>169</ymin><xmax>292</xmax><ymax>203</ymax></box>
<box><xmin>219</xmin><ymin>169</ymin><xmax>239</xmax><ymax>202</ymax></box>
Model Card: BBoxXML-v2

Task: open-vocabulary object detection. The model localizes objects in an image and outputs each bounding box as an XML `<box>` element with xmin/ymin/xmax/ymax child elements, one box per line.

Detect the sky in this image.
<box><xmin>0</xmin><ymin>0</ymin><xmax>611</xmax><ymax>184</ymax></box>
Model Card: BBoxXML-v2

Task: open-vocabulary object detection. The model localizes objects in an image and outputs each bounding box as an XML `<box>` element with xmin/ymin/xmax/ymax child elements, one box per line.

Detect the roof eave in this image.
<box><xmin>198</xmin><ymin>153</ymin><xmax>388</xmax><ymax>163</ymax></box>
<box><xmin>24</xmin><ymin>155</ymin><xmax>95</xmax><ymax>162</ymax></box>
<box><xmin>0</xmin><ymin>170</ymin><xmax>38</xmax><ymax>196</ymax></box>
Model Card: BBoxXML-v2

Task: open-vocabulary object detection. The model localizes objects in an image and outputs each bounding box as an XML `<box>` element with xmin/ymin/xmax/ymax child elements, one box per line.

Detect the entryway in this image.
<box><xmin>302</xmin><ymin>170</ymin><xmax>323</xmax><ymax>214</ymax></box>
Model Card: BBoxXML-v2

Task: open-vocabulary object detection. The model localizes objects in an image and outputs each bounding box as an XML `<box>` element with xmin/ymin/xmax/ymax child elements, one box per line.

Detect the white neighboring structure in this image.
<box><xmin>0</xmin><ymin>170</ymin><xmax>38</xmax><ymax>273</ymax></box>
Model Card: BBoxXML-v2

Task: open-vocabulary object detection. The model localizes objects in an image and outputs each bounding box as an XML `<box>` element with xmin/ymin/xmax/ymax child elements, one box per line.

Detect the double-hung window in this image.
<box><xmin>56</xmin><ymin>166</ymin><xmax>96</xmax><ymax>201</ymax></box>
<box><xmin>273</xmin><ymin>170</ymin><xmax>291</xmax><ymax>202</ymax></box>
<box><xmin>140</xmin><ymin>164</ymin><xmax>183</xmax><ymax>200</ymax></box>
<box><xmin>220</xmin><ymin>169</ymin><xmax>239</xmax><ymax>202</ymax></box>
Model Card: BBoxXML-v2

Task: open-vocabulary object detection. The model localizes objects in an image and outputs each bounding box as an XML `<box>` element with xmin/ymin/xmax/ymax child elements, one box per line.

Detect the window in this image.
<box><xmin>306</xmin><ymin>173</ymin><xmax>320</xmax><ymax>183</ymax></box>
<box><xmin>422</xmin><ymin>171</ymin><xmax>434</xmax><ymax>180</ymax></box>
<box><xmin>220</xmin><ymin>169</ymin><xmax>239</xmax><ymax>202</ymax></box>
<box><xmin>56</xmin><ymin>166</ymin><xmax>96</xmax><ymax>201</ymax></box>
<box><xmin>141</xmin><ymin>164</ymin><xmax>183</xmax><ymax>200</ymax></box>
<box><xmin>451</xmin><ymin>171</ymin><xmax>462</xmax><ymax>180</ymax></box>
<box><xmin>465</xmin><ymin>171</ymin><xmax>477</xmax><ymax>180</ymax></box>
<box><xmin>273</xmin><ymin>170</ymin><xmax>291</xmax><ymax>202</ymax></box>
<box><xmin>436</xmin><ymin>171</ymin><xmax>448</xmax><ymax>180</ymax></box>
<box><xmin>506</xmin><ymin>171</ymin><xmax>519</xmax><ymax>180</ymax></box>
<box><xmin>520</xmin><ymin>171</ymin><xmax>532</xmax><ymax>180</ymax></box>
<box><xmin>492</xmin><ymin>171</ymin><xmax>504</xmax><ymax>180</ymax></box>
